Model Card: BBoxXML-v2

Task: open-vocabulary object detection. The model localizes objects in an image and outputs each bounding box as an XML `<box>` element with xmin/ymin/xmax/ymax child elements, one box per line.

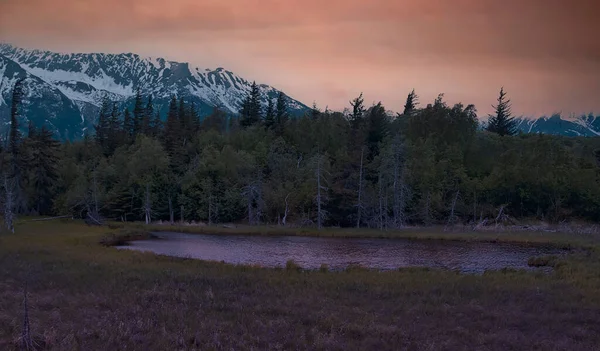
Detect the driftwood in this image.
<box><xmin>29</xmin><ymin>215</ymin><xmax>72</xmax><ymax>222</ymax></box>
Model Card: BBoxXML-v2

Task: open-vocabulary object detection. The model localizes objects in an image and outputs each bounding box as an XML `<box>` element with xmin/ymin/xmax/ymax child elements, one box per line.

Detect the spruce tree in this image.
<box><xmin>403</xmin><ymin>89</ymin><xmax>418</xmax><ymax>116</ymax></box>
<box><xmin>487</xmin><ymin>87</ymin><xmax>517</xmax><ymax>136</ymax></box>
<box><xmin>264</xmin><ymin>98</ymin><xmax>275</xmax><ymax>129</ymax></box>
<box><xmin>164</xmin><ymin>95</ymin><xmax>180</xmax><ymax>155</ymax></box>
<box><xmin>239</xmin><ymin>95</ymin><xmax>252</xmax><ymax>128</ymax></box>
<box><xmin>106</xmin><ymin>102</ymin><xmax>122</xmax><ymax>153</ymax></box>
<box><xmin>122</xmin><ymin>108</ymin><xmax>133</xmax><ymax>143</ymax></box>
<box><xmin>132</xmin><ymin>90</ymin><xmax>144</xmax><ymax>136</ymax></box>
<box><xmin>28</xmin><ymin>126</ymin><xmax>60</xmax><ymax>214</ymax></box>
<box><xmin>152</xmin><ymin>111</ymin><xmax>163</xmax><ymax>137</ymax></box>
<box><xmin>239</xmin><ymin>81</ymin><xmax>262</xmax><ymax>127</ymax></box>
<box><xmin>249</xmin><ymin>82</ymin><xmax>262</xmax><ymax>124</ymax></box>
<box><xmin>189</xmin><ymin>102</ymin><xmax>201</xmax><ymax>133</ymax></box>
<box><xmin>94</xmin><ymin>97</ymin><xmax>111</xmax><ymax>151</ymax></box>
<box><xmin>143</xmin><ymin>95</ymin><xmax>154</xmax><ymax>135</ymax></box>
<box><xmin>349</xmin><ymin>92</ymin><xmax>365</xmax><ymax>129</ymax></box>
<box><xmin>9</xmin><ymin>79</ymin><xmax>24</xmax><ymax>171</ymax></box>
<box><xmin>274</xmin><ymin>91</ymin><xmax>289</xmax><ymax>134</ymax></box>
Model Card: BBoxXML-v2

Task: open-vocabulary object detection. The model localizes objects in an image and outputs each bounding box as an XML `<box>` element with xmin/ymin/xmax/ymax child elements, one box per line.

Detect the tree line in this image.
<box><xmin>2</xmin><ymin>80</ymin><xmax>600</xmax><ymax>231</ymax></box>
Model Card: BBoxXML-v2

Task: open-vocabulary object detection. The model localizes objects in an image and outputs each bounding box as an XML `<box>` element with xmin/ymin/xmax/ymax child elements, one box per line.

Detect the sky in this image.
<box><xmin>1</xmin><ymin>0</ymin><xmax>599</xmax><ymax>117</ymax></box>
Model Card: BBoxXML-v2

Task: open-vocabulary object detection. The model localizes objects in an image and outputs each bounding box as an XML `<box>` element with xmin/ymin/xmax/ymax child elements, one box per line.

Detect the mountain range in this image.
<box><xmin>0</xmin><ymin>43</ymin><xmax>598</xmax><ymax>140</ymax></box>
<box><xmin>0</xmin><ymin>43</ymin><xmax>308</xmax><ymax>140</ymax></box>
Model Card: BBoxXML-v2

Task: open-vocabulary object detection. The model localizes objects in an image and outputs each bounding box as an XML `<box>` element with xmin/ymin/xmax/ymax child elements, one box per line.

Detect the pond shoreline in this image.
<box><xmin>104</xmin><ymin>222</ymin><xmax>599</xmax><ymax>250</ymax></box>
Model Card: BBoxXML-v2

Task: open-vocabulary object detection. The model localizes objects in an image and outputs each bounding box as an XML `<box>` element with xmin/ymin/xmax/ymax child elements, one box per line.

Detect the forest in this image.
<box><xmin>2</xmin><ymin>80</ymin><xmax>600</xmax><ymax>230</ymax></box>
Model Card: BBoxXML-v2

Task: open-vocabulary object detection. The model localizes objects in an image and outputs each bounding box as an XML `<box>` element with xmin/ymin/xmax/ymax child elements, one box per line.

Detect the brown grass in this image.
<box><xmin>0</xmin><ymin>220</ymin><xmax>599</xmax><ymax>350</ymax></box>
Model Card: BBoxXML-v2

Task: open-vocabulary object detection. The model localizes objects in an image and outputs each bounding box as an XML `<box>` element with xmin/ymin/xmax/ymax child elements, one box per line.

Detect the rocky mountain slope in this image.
<box><xmin>0</xmin><ymin>44</ymin><xmax>308</xmax><ymax>140</ymax></box>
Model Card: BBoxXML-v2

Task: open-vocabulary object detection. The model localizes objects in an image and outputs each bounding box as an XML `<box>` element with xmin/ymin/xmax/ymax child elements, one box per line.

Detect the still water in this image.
<box><xmin>117</xmin><ymin>232</ymin><xmax>566</xmax><ymax>274</ymax></box>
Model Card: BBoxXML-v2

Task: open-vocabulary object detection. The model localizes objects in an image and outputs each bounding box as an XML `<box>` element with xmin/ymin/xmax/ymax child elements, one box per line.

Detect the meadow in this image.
<box><xmin>1</xmin><ymin>220</ymin><xmax>599</xmax><ymax>350</ymax></box>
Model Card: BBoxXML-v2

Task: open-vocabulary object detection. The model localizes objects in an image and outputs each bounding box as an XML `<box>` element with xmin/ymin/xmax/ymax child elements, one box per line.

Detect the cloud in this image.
<box><xmin>0</xmin><ymin>0</ymin><xmax>598</xmax><ymax>116</ymax></box>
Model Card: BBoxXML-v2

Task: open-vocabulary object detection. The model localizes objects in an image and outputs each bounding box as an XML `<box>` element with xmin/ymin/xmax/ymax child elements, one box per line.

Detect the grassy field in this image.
<box><xmin>1</xmin><ymin>220</ymin><xmax>600</xmax><ymax>350</ymax></box>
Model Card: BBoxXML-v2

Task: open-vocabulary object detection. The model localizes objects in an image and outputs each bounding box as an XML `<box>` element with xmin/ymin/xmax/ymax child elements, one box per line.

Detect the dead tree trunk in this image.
<box><xmin>21</xmin><ymin>281</ymin><xmax>34</xmax><ymax>350</ymax></box>
<box><xmin>282</xmin><ymin>193</ymin><xmax>290</xmax><ymax>226</ymax></box>
<box><xmin>144</xmin><ymin>183</ymin><xmax>151</xmax><ymax>225</ymax></box>
<box><xmin>447</xmin><ymin>189</ymin><xmax>460</xmax><ymax>227</ymax></box>
<box><xmin>356</xmin><ymin>146</ymin><xmax>364</xmax><ymax>228</ymax></box>
<box><xmin>168</xmin><ymin>195</ymin><xmax>174</xmax><ymax>225</ymax></box>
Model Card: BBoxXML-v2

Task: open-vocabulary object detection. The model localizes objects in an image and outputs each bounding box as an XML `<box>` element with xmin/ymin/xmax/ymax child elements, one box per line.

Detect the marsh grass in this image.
<box><xmin>0</xmin><ymin>220</ymin><xmax>599</xmax><ymax>350</ymax></box>
<box><xmin>127</xmin><ymin>222</ymin><xmax>600</xmax><ymax>250</ymax></box>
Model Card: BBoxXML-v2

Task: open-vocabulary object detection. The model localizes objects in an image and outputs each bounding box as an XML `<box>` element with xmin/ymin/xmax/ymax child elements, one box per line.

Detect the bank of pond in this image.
<box><xmin>114</xmin><ymin>231</ymin><xmax>569</xmax><ymax>274</ymax></box>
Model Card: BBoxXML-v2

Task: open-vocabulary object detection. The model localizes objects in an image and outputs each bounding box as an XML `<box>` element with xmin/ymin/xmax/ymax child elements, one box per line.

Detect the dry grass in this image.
<box><xmin>0</xmin><ymin>220</ymin><xmax>599</xmax><ymax>350</ymax></box>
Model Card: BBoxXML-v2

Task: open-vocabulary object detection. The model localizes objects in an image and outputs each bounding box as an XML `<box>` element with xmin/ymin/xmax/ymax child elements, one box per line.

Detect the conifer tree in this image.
<box><xmin>403</xmin><ymin>89</ymin><xmax>418</xmax><ymax>116</ymax></box>
<box><xmin>274</xmin><ymin>91</ymin><xmax>289</xmax><ymax>135</ymax></box>
<box><xmin>122</xmin><ymin>108</ymin><xmax>133</xmax><ymax>143</ymax></box>
<box><xmin>143</xmin><ymin>95</ymin><xmax>154</xmax><ymax>135</ymax></box>
<box><xmin>349</xmin><ymin>92</ymin><xmax>365</xmax><ymax>129</ymax></box>
<box><xmin>9</xmin><ymin>79</ymin><xmax>24</xmax><ymax>172</ymax></box>
<box><xmin>487</xmin><ymin>87</ymin><xmax>517</xmax><ymax>136</ymax></box>
<box><xmin>94</xmin><ymin>97</ymin><xmax>111</xmax><ymax>151</ymax></box>
<box><xmin>264</xmin><ymin>98</ymin><xmax>275</xmax><ymax>129</ymax></box>
<box><xmin>152</xmin><ymin>111</ymin><xmax>163</xmax><ymax>137</ymax></box>
<box><xmin>28</xmin><ymin>126</ymin><xmax>60</xmax><ymax>214</ymax></box>
<box><xmin>132</xmin><ymin>90</ymin><xmax>144</xmax><ymax>136</ymax></box>
<box><xmin>240</xmin><ymin>81</ymin><xmax>262</xmax><ymax>127</ymax></box>
<box><xmin>164</xmin><ymin>96</ymin><xmax>180</xmax><ymax>155</ymax></box>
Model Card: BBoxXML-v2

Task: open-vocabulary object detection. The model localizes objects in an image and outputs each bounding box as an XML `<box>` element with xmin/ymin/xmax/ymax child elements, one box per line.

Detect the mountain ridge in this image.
<box><xmin>0</xmin><ymin>43</ymin><xmax>309</xmax><ymax>140</ymax></box>
<box><xmin>0</xmin><ymin>43</ymin><xmax>598</xmax><ymax>140</ymax></box>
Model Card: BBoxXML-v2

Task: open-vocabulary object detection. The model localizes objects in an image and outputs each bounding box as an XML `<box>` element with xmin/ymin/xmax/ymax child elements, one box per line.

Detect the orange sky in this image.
<box><xmin>1</xmin><ymin>0</ymin><xmax>599</xmax><ymax>117</ymax></box>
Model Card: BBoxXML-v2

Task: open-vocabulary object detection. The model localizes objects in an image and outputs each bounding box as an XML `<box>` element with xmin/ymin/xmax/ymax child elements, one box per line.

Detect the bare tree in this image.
<box><xmin>21</xmin><ymin>280</ymin><xmax>34</xmax><ymax>350</ymax></box>
<box><xmin>144</xmin><ymin>183</ymin><xmax>152</xmax><ymax>225</ymax></box>
<box><xmin>243</xmin><ymin>170</ymin><xmax>264</xmax><ymax>225</ymax></box>
<box><xmin>446</xmin><ymin>189</ymin><xmax>460</xmax><ymax>228</ymax></box>
<box><xmin>281</xmin><ymin>193</ymin><xmax>290</xmax><ymax>226</ymax></box>
<box><xmin>167</xmin><ymin>195</ymin><xmax>174</xmax><ymax>225</ymax></box>
<box><xmin>313</xmin><ymin>152</ymin><xmax>329</xmax><ymax>230</ymax></box>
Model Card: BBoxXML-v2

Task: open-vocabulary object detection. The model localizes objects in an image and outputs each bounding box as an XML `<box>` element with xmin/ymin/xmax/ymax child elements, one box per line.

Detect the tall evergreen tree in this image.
<box><xmin>132</xmin><ymin>90</ymin><xmax>145</xmax><ymax>136</ymax></box>
<box><xmin>239</xmin><ymin>81</ymin><xmax>262</xmax><ymax>127</ymax></box>
<box><xmin>189</xmin><ymin>102</ymin><xmax>201</xmax><ymax>133</ymax></box>
<box><xmin>403</xmin><ymin>89</ymin><xmax>419</xmax><ymax>116</ymax></box>
<box><xmin>487</xmin><ymin>87</ymin><xmax>517</xmax><ymax>136</ymax></box>
<box><xmin>122</xmin><ymin>108</ymin><xmax>134</xmax><ymax>143</ymax></box>
<box><xmin>349</xmin><ymin>92</ymin><xmax>365</xmax><ymax>129</ymax></box>
<box><xmin>27</xmin><ymin>126</ymin><xmax>60</xmax><ymax>214</ymax></box>
<box><xmin>152</xmin><ymin>111</ymin><xmax>163</xmax><ymax>137</ymax></box>
<box><xmin>164</xmin><ymin>96</ymin><xmax>181</xmax><ymax>155</ymax></box>
<box><xmin>264</xmin><ymin>98</ymin><xmax>275</xmax><ymax>129</ymax></box>
<box><xmin>274</xmin><ymin>91</ymin><xmax>289</xmax><ymax>135</ymax></box>
<box><xmin>94</xmin><ymin>97</ymin><xmax>111</xmax><ymax>151</ymax></box>
<box><xmin>143</xmin><ymin>95</ymin><xmax>154</xmax><ymax>135</ymax></box>
<box><xmin>9</xmin><ymin>79</ymin><xmax>24</xmax><ymax>172</ymax></box>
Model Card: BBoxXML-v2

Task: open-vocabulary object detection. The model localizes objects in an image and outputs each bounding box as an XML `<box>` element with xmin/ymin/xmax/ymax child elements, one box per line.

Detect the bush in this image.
<box><xmin>99</xmin><ymin>229</ymin><xmax>152</xmax><ymax>247</ymax></box>
<box><xmin>285</xmin><ymin>260</ymin><xmax>302</xmax><ymax>271</ymax></box>
<box><xmin>528</xmin><ymin>255</ymin><xmax>559</xmax><ymax>268</ymax></box>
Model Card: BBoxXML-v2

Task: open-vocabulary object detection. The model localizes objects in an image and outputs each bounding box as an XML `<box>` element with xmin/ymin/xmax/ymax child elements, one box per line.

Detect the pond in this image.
<box><xmin>116</xmin><ymin>232</ymin><xmax>567</xmax><ymax>274</ymax></box>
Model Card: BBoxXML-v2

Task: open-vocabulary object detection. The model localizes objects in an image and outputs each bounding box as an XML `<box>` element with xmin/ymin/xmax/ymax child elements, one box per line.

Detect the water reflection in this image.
<box><xmin>116</xmin><ymin>232</ymin><xmax>566</xmax><ymax>274</ymax></box>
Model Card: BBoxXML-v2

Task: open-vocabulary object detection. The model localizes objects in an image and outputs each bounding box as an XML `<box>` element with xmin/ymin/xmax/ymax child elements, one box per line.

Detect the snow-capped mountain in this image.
<box><xmin>0</xmin><ymin>43</ymin><xmax>309</xmax><ymax>140</ymax></box>
<box><xmin>514</xmin><ymin>114</ymin><xmax>600</xmax><ymax>137</ymax></box>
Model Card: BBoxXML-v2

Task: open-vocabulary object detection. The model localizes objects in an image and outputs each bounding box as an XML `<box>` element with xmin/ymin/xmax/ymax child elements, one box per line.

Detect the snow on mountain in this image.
<box><xmin>0</xmin><ymin>43</ymin><xmax>309</xmax><ymax>140</ymax></box>
<box><xmin>514</xmin><ymin>114</ymin><xmax>600</xmax><ymax>137</ymax></box>
<box><xmin>0</xmin><ymin>53</ymin><xmax>83</xmax><ymax>140</ymax></box>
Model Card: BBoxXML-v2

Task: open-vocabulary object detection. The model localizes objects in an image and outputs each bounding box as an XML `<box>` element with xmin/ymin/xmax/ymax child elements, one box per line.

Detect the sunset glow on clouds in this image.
<box><xmin>1</xmin><ymin>0</ymin><xmax>598</xmax><ymax>116</ymax></box>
